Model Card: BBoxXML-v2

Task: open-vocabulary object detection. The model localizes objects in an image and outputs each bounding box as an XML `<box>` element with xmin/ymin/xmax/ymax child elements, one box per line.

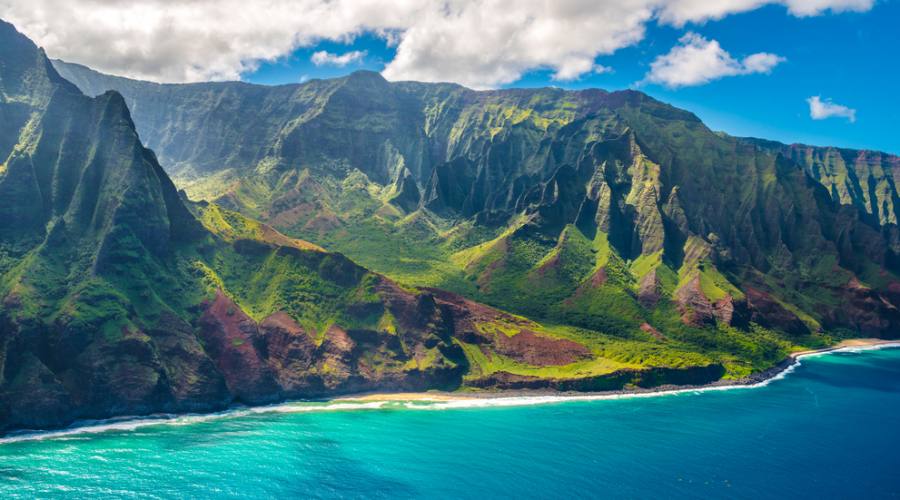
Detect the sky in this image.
<box><xmin>1</xmin><ymin>0</ymin><xmax>896</xmax><ymax>154</ymax></box>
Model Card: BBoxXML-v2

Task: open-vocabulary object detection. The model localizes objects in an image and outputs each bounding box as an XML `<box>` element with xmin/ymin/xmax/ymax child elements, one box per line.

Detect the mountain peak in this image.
<box><xmin>0</xmin><ymin>23</ymin><xmax>201</xmax><ymax>255</ymax></box>
<box><xmin>0</xmin><ymin>17</ymin><xmax>21</xmax><ymax>37</ymax></box>
<box><xmin>342</xmin><ymin>69</ymin><xmax>389</xmax><ymax>86</ymax></box>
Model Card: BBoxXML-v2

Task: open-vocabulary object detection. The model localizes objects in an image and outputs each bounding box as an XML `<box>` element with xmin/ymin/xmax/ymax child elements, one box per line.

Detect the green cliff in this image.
<box><xmin>52</xmin><ymin>58</ymin><xmax>900</xmax><ymax>349</ymax></box>
<box><xmin>0</xmin><ymin>18</ymin><xmax>893</xmax><ymax>433</ymax></box>
<box><xmin>1</xmin><ymin>22</ymin><xmax>744</xmax><ymax>433</ymax></box>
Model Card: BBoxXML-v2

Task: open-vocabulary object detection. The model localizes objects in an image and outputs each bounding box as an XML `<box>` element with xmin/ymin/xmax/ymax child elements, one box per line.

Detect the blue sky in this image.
<box><xmin>5</xmin><ymin>0</ymin><xmax>896</xmax><ymax>154</ymax></box>
<box><xmin>244</xmin><ymin>2</ymin><xmax>899</xmax><ymax>154</ymax></box>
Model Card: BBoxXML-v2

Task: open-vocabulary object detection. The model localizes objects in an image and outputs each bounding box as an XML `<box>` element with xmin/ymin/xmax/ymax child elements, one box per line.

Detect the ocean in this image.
<box><xmin>2</xmin><ymin>346</ymin><xmax>899</xmax><ymax>498</ymax></box>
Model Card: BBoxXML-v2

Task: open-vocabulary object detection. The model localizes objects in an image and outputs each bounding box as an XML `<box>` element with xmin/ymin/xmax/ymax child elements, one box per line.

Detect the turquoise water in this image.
<box><xmin>2</xmin><ymin>347</ymin><xmax>900</xmax><ymax>499</ymax></box>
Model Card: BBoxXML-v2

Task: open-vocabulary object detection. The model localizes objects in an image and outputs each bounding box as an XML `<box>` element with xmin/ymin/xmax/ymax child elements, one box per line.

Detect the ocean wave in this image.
<box><xmin>0</xmin><ymin>416</ymin><xmax>185</xmax><ymax>445</ymax></box>
<box><xmin>2</xmin><ymin>342</ymin><xmax>897</xmax><ymax>444</ymax></box>
<box><xmin>0</xmin><ymin>402</ymin><xmax>392</xmax><ymax>445</ymax></box>
<box><xmin>245</xmin><ymin>401</ymin><xmax>389</xmax><ymax>414</ymax></box>
<box><xmin>794</xmin><ymin>342</ymin><xmax>900</xmax><ymax>358</ymax></box>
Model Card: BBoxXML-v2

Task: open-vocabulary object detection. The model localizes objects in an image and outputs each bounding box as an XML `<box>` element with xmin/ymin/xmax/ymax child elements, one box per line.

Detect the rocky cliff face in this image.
<box><xmin>52</xmin><ymin>58</ymin><xmax>900</xmax><ymax>346</ymax></box>
<box><xmin>1</xmin><ymin>21</ymin><xmax>737</xmax><ymax>433</ymax></box>
<box><xmin>743</xmin><ymin>137</ymin><xmax>900</xmax><ymax>226</ymax></box>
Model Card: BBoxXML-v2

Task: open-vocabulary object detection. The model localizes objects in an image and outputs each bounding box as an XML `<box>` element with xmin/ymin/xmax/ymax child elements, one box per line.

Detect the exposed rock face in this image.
<box><xmin>160</xmin><ymin>279</ymin><xmax>600</xmax><ymax>407</ymax></box>
<box><xmin>198</xmin><ymin>291</ymin><xmax>281</xmax><ymax>403</ymax></box>
<box><xmin>50</xmin><ymin>56</ymin><xmax>900</xmax><ymax>343</ymax></box>
<box><xmin>637</xmin><ymin>270</ymin><xmax>661</xmax><ymax>308</ymax></box>
<box><xmin>712</xmin><ymin>296</ymin><xmax>736</xmax><ymax>326</ymax></box>
<box><xmin>746</xmin><ymin>139</ymin><xmax>900</xmax><ymax>227</ymax></box>
<box><xmin>640</xmin><ymin>322</ymin><xmax>665</xmax><ymax>340</ymax></box>
<box><xmin>675</xmin><ymin>277</ymin><xmax>716</xmax><ymax>327</ymax></box>
<box><xmin>148</xmin><ymin>313</ymin><xmax>231</xmax><ymax>409</ymax></box>
<box><xmin>744</xmin><ymin>288</ymin><xmax>810</xmax><ymax>336</ymax></box>
<box><xmin>493</xmin><ymin>329</ymin><xmax>590</xmax><ymax>366</ymax></box>
<box><xmin>258</xmin><ymin>312</ymin><xmax>316</xmax><ymax>391</ymax></box>
<box><xmin>821</xmin><ymin>281</ymin><xmax>900</xmax><ymax>336</ymax></box>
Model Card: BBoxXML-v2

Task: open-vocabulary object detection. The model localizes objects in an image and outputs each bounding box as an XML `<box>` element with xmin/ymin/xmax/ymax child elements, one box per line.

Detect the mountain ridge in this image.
<box><xmin>49</xmin><ymin>55</ymin><xmax>900</xmax><ymax>349</ymax></box>
<box><xmin>57</xmin><ymin>59</ymin><xmax>898</xmax><ymax>155</ymax></box>
<box><xmin>0</xmin><ymin>19</ymin><xmax>896</xmax><ymax>432</ymax></box>
<box><xmin>1</xmin><ymin>21</ymin><xmax>746</xmax><ymax>433</ymax></box>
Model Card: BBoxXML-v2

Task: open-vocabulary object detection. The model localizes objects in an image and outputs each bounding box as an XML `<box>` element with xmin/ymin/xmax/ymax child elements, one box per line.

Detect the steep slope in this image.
<box><xmin>51</xmin><ymin>58</ymin><xmax>900</xmax><ymax>351</ymax></box>
<box><xmin>52</xmin><ymin>60</ymin><xmax>388</xmax><ymax>181</ymax></box>
<box><xmin>742</xmin><ymin>137</ymin><xmax>900</xmax><ymax>226</ymax></box>
<box><xmin>1</xmin><ymin>22</ymin><xmax>735</xmax><ymax>433</ymax></box>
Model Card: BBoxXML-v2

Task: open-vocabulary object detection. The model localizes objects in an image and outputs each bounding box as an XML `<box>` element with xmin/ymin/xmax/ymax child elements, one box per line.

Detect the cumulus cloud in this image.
<box><xmin>807</xmin><ymin>96</ymin><xmax>856</xmax><ymax>122</ymax></box>
<box><xmin>643</xmin><ymin>33</ymin><xmax>785</xmax><ymax>87</ymax></box>
<box><xmin>0</xmin><ymin>0</ymin><xmax>418</xmax><ymax>82</ymax></box>
<box><xmin>657</xmin><ymin>0</ymin><xmax>873</xmax><ymax>25</ymax></box>
<box><xmin>379</xmin><ymin>1</ymin><xmax>653</xmax><ymax>88</ymax></box>
<box><xmin>0</xmin><ymin>0</ymin><xmax>873</xmax><ymax>87</ymax></box>
<box><xmin>553</xmin><ymin>63</ymin><xmax>612</xmax><ymax>81</ymax></box>
<box><xmin>311</xmin><ymin>50</ymin><xmax>366</xmax><ymax>67</ymax></box>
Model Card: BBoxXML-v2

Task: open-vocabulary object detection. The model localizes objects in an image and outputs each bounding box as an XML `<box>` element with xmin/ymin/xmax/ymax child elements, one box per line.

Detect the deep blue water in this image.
<box><xmin>2</xmin><ymin>347</ymin><xmax>899</xmax><ymax>499</ymax></box>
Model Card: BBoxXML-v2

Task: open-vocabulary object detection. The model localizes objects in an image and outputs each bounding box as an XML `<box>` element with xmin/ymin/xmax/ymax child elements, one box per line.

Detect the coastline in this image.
<box><xmin>788</xmin><ymin>338</ymin><xmax>900</xmax><ymax>358</ymax></box>
<box><xmin>335</xmin><ymin>338</ymin><xmax>900</xmax><ymax>404</ymax></box>
<box><xmin>2</xmin><ymin>338</ymin><xmax>898</xmax><ymax>443</ymax></box>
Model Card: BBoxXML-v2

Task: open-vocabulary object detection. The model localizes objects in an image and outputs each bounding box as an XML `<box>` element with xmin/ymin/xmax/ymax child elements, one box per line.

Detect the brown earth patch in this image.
<box><xmin>818</xmin><ymin>283</ymin><xmax>900</xmax><ymax>337</ymax></box>
<box><xmin>303</xmin><ymin>213</ymin><xmax>341</xmax><ymax>233</ymax></box>
<box><xmin>269</xmin><ymin>201</ymin><xmax>316</xmax><ymax>228</ymax></box>
<box><xmin>259</xmin><ymin>312</ymin><xmax>316</xmax><ymax>391</ymax></box>
<box><xmin>589</xmin><ymin>267</ymin><xmax>609</xmax><ymax>287</ymax></box>
<box><xmin>259</xmin><ymin>224</ymin><xmax>324</xmax><ymax>251</ymax></box>
<box><xmin>637</xmin><ymin>270</ymin><xmax>660</xmax><ymax>308</ymax></box>
<box><xmin>198</xmin><ymin>290</ymin><xmax>280</xmax><ymax>403</ymax></box>
<box><xmin>493</xmin><ymin>329</ymin><xmax>591</xmax><ymax>366</ymax></box>
<box><xmin>674</xmin><ymin>276</ymin><xmax>715</xmax><ymax>326</ymax></box>
<box><xmin>744</xmin><ymin>287</ymin><xmax>809</xmax><ymax>336</ymax></box>
<box><xmin>533</xmin><ymin>252</ymin><xmax>561</xmax><ymax>278</ymax></box>
<box><xmin>422</xmin><ymin>287</ymin><xmax>590</xmax><ymax>366</ymax></box>
<box><xmin>712</xmin><ymin>295</ymin><xmax>735</xmax><ymax>325</ymax></box>
<box><xmin>640</xmin><ymin>322</ymin><xmax>666</xmax><ymax>340</ymax></box>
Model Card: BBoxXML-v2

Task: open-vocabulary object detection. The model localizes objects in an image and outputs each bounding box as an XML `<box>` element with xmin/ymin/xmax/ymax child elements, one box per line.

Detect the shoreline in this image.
<box><xmin>2</xmin><ymin>338</ymin><xmax>898</xmax><ymax>443</ymax></box>
<box><xmin>335</xmin><ymin>338</ymin><xmax>900</xmax><ymax>403</ymax></box>
<box><xmin>788</xmin><ymin>338</ymin><xmax>900</xmax><ymax>358</ymax></box>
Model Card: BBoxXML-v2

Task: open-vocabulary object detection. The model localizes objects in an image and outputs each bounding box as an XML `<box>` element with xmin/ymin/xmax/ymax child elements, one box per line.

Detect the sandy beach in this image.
<box><xmin>334</xmin><ymin>392</ymin><xmax>476</xmax><ymax>402</ymax></box>
<box><xmin>789</xmin><ymin>338</ymin><xmax>900</xmax><ymax>358</ymax></box>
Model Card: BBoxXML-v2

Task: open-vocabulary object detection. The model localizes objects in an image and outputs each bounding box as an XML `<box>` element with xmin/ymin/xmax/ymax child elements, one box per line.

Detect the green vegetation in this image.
<box><xmin>49</xmin><ymin>54</ymin><xmax>900</xmax><ymax>382</ymax></box>
<box><xmin>457</xmin><ymin>340</ymin><xmax>635</xmax><ymax>380</ymax></box>
<box><xmin>1</xmin><ymin>19</ymin><xmax>899</xmax><ymax>434</ymax></box>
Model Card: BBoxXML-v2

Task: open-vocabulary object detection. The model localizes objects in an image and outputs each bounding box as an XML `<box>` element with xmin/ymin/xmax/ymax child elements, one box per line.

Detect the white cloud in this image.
<box><xmin>0</xmin><ymin>0</ymin><xmax>418</xmax><ymax>82</ymax></box>
<box><xmin>807</xmin><ymin>96</ymin><xmax>856</xmax><ymax>122</ymax></box>
<box><xmin>783</xmin><ymin>0</ymin><xmax>873</xmax><ymax>16</ymax></box>
<box><xmin>311</xmin><ymin>50</ymin><xmax>366</xmax><ymax>67</ymax></box>
<box><xmin>0</xmin><ymin>0</ymin><xmax>873</xmax><ymax>88</ymax></box>
<box><xmin>657</xmin><ymin>0</ymin><xmax>873</xmax><ymax>25</ymax></box>
<box><xmin>553</xmin><ymin>60</ymin><xmax>610</xmax><ymax>81</ymax></box>
<box><xmin>643</xmin><ymin>32</ymin><xmax>785</xmax><ymax>87</ymax></box>
<box><xmin>379</xmin><ymin>1</ymin><xmax>653</xmax><ymax>88</ymax></box>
